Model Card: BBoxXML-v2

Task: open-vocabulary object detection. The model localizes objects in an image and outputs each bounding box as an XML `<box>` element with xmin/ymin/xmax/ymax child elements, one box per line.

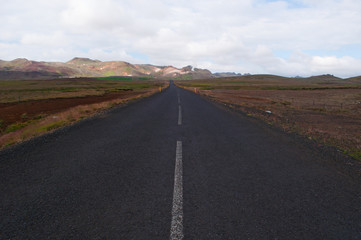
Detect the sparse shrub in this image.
<box><xmin>280</xmin><ymin>101</ymin><xmax>291</xmax><ymax>106</ymax></box>
<box><xmin>21</xmin><ymin>113</ymin><xmax>28</xmax><ymax>120</ymax></box>
<box><xmin>5</xmin><ymin>122</ymin><xmax>28</xmax><ymax>133</ymax></box>
<box><xmin>349</xmin><ymin>151</ymin><xmax>361</xmax><ymax>160</ymax></box>
<box><xmin>36</xmin><ymin>121</ymin><xmax>67</xmax><ymax>132</ymax></box>
<box><xmin>34</xmin><ymin>114</ymin><xmax>46</xmax><ymax>120</ymax></box>
<box><xmin>310</xmin><ymin>108</ymin><xmax>326</xmax><ymax>112</ymax></box>
<box><xmin>108</xmin><ymin>102</ymin><xmax>117</xmax><ymax>108</ymax></box>
<box><xmin>66</xmin><ymin>114</ymin><xmax>76</xmax><ymax>122</ymax></box>
<box><xmin>203</xmin><ymin>87</ymin><xmax>215</xmax><ymax>90</ymax></box>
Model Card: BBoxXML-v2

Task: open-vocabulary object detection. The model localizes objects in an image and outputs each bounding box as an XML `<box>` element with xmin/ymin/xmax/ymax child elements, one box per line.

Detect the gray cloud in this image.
<box><xmin>0</xmin><ymin>0</ymin><xmax>360</xmax><ymax>77</ymax></box>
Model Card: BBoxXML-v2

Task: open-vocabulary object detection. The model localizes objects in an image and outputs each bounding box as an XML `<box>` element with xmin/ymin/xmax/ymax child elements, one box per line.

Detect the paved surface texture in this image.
<box><xmin>1</xmin><ymin>82</ymin><xmax>361</xmax><ymax>239</ymax></box>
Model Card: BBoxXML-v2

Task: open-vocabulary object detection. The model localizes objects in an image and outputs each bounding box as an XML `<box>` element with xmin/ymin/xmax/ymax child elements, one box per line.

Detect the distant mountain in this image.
<box><xmin>307</xmin><ymin>74</ymin><xmax>342</xmax><ymax>81</ymax></box>
<box><xmin>214</xmin><ymin>72</ymin><xmax>243</xmax><ymax>77</ymax></box>
<box><xmin>213</xmin><ymin>74</ymin><xmax>361</xmax><ymax>85</ymax></box>
<box><xmin>0</xmin><ymin>58</ymin><xmax>213</xmax><ymax>80</ymax></box>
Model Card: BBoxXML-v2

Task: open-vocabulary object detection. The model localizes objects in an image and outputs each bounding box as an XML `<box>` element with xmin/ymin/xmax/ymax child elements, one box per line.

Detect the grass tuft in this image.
<box><xmin>21</xmin><ymin>113</ymin><xmax>28</xmax><ymax>120</ymax></box>
<box><xmin>35</xmin><ymin>120</ymin><xmax>67</xmax><ymax>132</ymax></box>
<box><xmin>349</xmin><ymin>151</ymin><xmax>361</xmax><ymax>161</ymax></box>
<box><xmin>5</xmin><ymin>122</ymin><xmax>29</xmax><ymax>133</ymax></box>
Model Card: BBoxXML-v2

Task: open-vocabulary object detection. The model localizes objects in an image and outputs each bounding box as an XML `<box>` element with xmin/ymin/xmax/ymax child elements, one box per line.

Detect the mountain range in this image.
<box><xmin>0</xmin><ymin>58</ymin><xmax>214</xmax><ymax>80</ymax></box>
<box><xmin>1</xmin><ymin>58</ymin><xmax>360</xmax><ymax>81</ymax></box>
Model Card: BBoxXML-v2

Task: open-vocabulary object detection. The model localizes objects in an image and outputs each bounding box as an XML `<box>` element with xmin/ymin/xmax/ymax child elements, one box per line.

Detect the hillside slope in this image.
<box><xmin>0</xmin><ymin>58</ymin><xmax>213</xmax><ymax>80</ymax></box>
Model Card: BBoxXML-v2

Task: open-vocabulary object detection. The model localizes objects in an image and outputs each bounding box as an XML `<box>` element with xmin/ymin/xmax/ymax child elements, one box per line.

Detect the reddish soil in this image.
<box><xmin>0</xmin><ymin>90</ymin><xmax>144</xmax><ymax>128</ymax></box>
<box><xmin>193</xmin><ymin>88</ymin><xmax>361</xmax><ymax>157</ymax></box>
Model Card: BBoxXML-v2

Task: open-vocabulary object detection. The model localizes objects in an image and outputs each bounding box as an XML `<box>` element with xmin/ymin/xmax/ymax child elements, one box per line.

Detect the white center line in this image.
<box><xmin>178</xmin><ymin>106</ymin><xmax>182</xmax><ymax>125</ymax></box>
<box><xmin>170</xmin><ymin>141</ymin><xmax>184</xmax><ymax>240</ymax></box>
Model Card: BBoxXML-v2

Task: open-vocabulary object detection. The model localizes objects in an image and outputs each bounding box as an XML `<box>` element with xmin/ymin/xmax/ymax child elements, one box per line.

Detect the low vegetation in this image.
<box><xmin>176</xmin><ymin>75</ymin><xmax>361</xmax><ymax>160</ymax></box>
<box><xmin>97</xmin><ymin>76</ymin><xmax>151</xmax><ymax>81</ymax></box>
<box><xmin>0</xmin><ymin>78</ymin><xmax>158</xmax><ymax>103</ymax></box>
<box><xmin>0</xmin><ymin>78</ymin><xmax>168</xmax><ymax>149</ymax></box>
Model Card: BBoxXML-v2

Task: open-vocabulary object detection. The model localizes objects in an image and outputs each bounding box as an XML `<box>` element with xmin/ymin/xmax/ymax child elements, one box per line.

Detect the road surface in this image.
<box><xmin>1</xmin><ymin>82</ymin><xmax>361</xmax><ymax>239</ymax></box>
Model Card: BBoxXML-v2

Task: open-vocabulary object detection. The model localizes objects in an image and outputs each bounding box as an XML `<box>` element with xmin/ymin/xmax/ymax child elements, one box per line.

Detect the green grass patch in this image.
<box><xmin>5</xmin><ymin>122</ymin><xmax>29</xmax><ymax>133</ymax></box>
<box><xmin>97</xmin><ymin>76</ymin><xmax>150</xmax><ymax>81</ymax></box>
<box><xmin>99</xmin><ymin>76</ymin><xmax>133</xmax><ymax>81</ymax></box>
<box><xmin>124</xmin><ymin>67</ymin><xmax>132</xmax><ymax>74</ymax></box>
<box><xmin>0</xmin><ymin>87</ymin><xmax>82</xmax><ymax>93</ymax></box>
<box><xmin>174</xmin><ymin>74</ymin><xmax>193</xmax><ymax>80</ymax></box>
<box><xmin>0</xmin><ymin>78</ymin><xmax>162</xmax><ymax>104</ymax></box>
<box><xmin>280</xmin><ymin>101</ymin><xmax>291</xmax><ymax>106</ymax></box>
<box><xmin>180</xmin><ymin>84</ymin><xmax>214</xmax><ymax>88</ymax></box>
<box><xmin>21</xmin><ymin>113</ymin><xmax>28</xmax><ymax>120</ymax></box>
<box><xmin>34</xmin><ymin>114</ymin><xmax>46</xmax><ymax>120</ymax></box>
<box><xmin>349</xmin><ymin>151</ymin><xmax>361</xmax><ymax>161</ymax></box>
<box><xmin>35</xmin><ymin>120</ymin><xmax>67</xmax><ymax>132</ymax></box>
<box><xmin>122</xmin><ymin>83</ymin><xmax>152</xmax><ymax>89</ymax></box>
<box><xmin>105</xmin><ymin>71</ymin><xmax>116</xmax><ymax>77</ymax></box>
<box><xmin>309</xmin><ymin>108</ymin><xmax>326</xmax><ymax>112</ymax></box>
<box><xmin>202</xmin><ymin>87</ymin><xmax>216</xmax><ymax>90</ymax></box>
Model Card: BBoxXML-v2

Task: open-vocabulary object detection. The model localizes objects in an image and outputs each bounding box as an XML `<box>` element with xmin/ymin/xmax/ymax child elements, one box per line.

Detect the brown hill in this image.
<box><xmin>0</xmin><ymin>58</ymin><xmax>213</xmax><ymax>80</ymax></box>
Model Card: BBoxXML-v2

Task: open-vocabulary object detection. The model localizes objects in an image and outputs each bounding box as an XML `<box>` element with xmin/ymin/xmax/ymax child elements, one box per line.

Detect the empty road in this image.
<box><xmin>1</xmin><ymin>82</ymin><xmax>361</xmax><ymax>239</ymax></box>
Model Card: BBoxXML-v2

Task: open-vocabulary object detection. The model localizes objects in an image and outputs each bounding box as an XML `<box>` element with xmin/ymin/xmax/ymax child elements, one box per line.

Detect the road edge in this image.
<box><xmin>176</xmin><ymin>84</ymin><xmax>361</xmax><ymax>182</ymax></box>
<box><xmin>0</xmin><ymin>85</ymin><xmax>170</xmax><ymax>156</ymax></box>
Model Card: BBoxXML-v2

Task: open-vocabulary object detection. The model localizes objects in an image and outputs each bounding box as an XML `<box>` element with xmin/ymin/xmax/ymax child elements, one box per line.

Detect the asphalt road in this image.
<box><xmin>1</xmin><ymin>82</ymin><xmax>361</xmax><ymax>239</ymax></box>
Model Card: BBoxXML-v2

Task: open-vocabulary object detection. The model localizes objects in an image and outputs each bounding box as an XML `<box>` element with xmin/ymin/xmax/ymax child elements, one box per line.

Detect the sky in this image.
<box><xmin>1</xmin><ymin>0</ymin><xmax>361</xmax><ymax>77</ymax></box>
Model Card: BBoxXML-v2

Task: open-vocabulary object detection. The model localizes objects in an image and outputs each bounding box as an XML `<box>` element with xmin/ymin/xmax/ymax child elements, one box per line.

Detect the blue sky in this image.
<box><xmin>262</xmin><ymin>0</ymin><xmax>307</xmax><ymax>8</ymax></box>
<box><xmin>1</xmin><ymin>0</ymin><xmax>361</xmax><ymax>77</ymax></box>
<box><xmin>304</xmin><ymin>44</ymin><xmax>361</xmax><ymax>58</ymax></box>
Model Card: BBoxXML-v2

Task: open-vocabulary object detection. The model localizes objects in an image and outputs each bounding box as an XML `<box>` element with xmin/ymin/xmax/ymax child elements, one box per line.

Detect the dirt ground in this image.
<box><xmin>0</xmin><ymin>90</ymin><xmax>144</xmax><ymax>129</ymax></box>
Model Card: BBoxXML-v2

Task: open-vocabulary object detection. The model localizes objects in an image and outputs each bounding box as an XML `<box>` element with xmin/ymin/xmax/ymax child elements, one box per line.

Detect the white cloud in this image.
<box><xmin>86</xmin><ymin>48</ymin><xmax>139</xmax><ymax>63</ymax></box>
<box><xmin>60</xmin><ymin>0</ymin><xmax>128</xmax><ymax>32</ymax></box>
<box><xmin>310</xmin><ymin>56</ymin><xmax>361</xmax><ymax>76</ymax></box>
<box><xmin>0</xmin><ymin>0</ymin><xmax>361</xmax><ymax>77</ymax></box>
<box><xmin>21</xmin><ymin>31</ymin><xmax>69</xmax><ymax>46</ymax></box>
